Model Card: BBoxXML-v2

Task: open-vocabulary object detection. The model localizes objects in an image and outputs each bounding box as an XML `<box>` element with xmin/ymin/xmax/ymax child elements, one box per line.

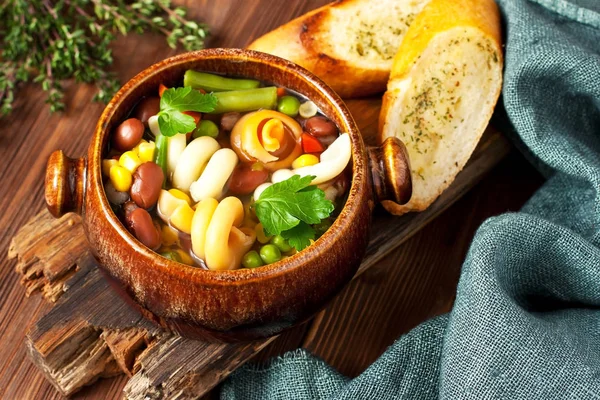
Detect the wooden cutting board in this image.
<box><xmin>8</xmin><ymin>98</ymin><xmax>509</xmax><ymax>398</ymax></box>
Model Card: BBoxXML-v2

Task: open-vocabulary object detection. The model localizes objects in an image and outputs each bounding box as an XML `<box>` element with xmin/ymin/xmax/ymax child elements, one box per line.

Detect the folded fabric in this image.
<box><xmin>221</xmin><ymin>0</ymin><xmax>600</xmax><ymax>398</ymax></box>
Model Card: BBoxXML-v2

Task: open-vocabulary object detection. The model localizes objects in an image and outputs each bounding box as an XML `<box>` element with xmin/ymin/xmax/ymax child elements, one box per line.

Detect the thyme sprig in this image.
<box><xmin>0</xmin><ymin>0</ymin><xmax>209</xmax><ymax>116</ymax></box>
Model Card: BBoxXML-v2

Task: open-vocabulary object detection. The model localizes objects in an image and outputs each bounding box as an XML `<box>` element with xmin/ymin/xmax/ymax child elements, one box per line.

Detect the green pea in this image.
<box><xmin>259</xmin><ymin>244</ymin><xmax>282</xmax><ymax>264</ymax></box>
<box><xmin>160</xmin><ymin>250</ymin><xmax>182</xmax><ymax>263</ymax></box>
<box><xmin>193</xmin><ymin>120</ymin><xmax>219</xmax><ymax>138</ymax></box>
<box><xmin>270</xmin><ymin>235</ymin><xmax>292</xmax><ymax>252</ymax></box>
<box><xmin>242</xmin><ymin>250</ymin><xmax>264</xmax><ymax>269</ymax></box>
<box><xmin>277</xmin><ymin>95</ymin><xmax>301</xmax><ymax>117</ymax></box>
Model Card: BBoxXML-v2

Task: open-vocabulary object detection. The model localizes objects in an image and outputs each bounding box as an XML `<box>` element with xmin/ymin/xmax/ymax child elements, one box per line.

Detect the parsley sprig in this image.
<box><xmin>253</xmin><ymin>175</ymin><xmax>335</xmax><ymax>251</ymax></box>
<box><xmin>157</xmin><ymin>87</ymin><xmax>217</xmax><ymax>136</ymax></box>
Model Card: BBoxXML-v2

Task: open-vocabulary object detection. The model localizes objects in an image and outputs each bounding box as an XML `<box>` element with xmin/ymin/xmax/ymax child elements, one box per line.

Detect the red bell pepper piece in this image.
<box><xmin>183</xmin><ymin>111</ymin><xmax>202</xmax><ymax>125</ymax></box>
<box><xmin>301</xmin><ymin>133</ymin><xmax>324</xmax><ymax>153</ymax></box>
<box><xmin>158</xmin><ymin>83</ymin><xmax>168</xmax><ymax>97</ymax></box>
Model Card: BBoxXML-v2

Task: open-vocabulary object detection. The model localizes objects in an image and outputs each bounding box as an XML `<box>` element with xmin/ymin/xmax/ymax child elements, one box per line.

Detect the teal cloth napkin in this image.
<box><xmin>221</xmin><ymin>0</ymin><xmax>600</xmax><ymax>398</ymax></box>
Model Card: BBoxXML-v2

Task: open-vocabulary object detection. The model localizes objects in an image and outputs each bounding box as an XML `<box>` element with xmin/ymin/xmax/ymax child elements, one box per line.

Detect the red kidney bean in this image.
<box><xmin>220</xmin><ymin>112</ymin><xmax>241</xmax><ymax>131</ymax></box>
<box><xmin>130</xmin><ymin>162</ymin><xmax>164</xmax><ymax>209</ymax></box>
<box><xmin>122</xmin><ymin>200</ymin><xmax>139</xmax><ymax>218</ymax></box>
<box><xmin>133</xmin><ymin>96</ymin><xmax>160</xmax><ymax>126</ymax></box>
<box><xmin>112</xmin><ymin>118</ymin><xmax>144</xmax><ymax>151</ymax></box>
<box><xmin>227</xmin><ymin>163</ymin><xmax>269</xmax><ymax>195</ymax></box>
<box><xmin>105</xmin><ymin>181</ymin><xmax>129</xmax><ymax>205</ymax></box>
<box><xmin>304</xmin><ymin>116</ymin><xmax>338</xmax><ymax>137</ymax></box>
<box><xmin>126</xmin><ymin>208</ymin><xmax>161</xmax><ymax>250</ymax></box>
<box><xmin>316</xmin><ymin>134</ymin><xmax>337</xmax><ymax>147</ymax></box>
<box><xmin>178</xmin><ymin>232</ymin><xmax>192</xmax><ymax>253</ymax></box>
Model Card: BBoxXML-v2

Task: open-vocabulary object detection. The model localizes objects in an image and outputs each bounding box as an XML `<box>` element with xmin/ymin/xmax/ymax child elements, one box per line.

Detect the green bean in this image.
<box><xmin>184</xmin><ymin>70</ymin><xmax>260</xmax><ymax>92</ymax></box>
<box><xmin>153</xmin><ymin>132</ymin><xmax>168</xmax><ymax>188</ymax></box>
<box><xmin>209</xmin><ymin>87</ymin><xmax>278</xmax><ymax>114</ymax></box>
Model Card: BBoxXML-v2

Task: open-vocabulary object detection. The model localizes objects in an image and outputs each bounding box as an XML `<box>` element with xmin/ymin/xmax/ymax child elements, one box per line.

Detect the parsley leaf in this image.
<box><xmin>253</xmin><ymin>175</ymin><xmax>335</xmax><ymax>239</ymax></box>
<box><xmin>157</xmin><ymin>87</ymin><xmax>217</xmax><ymax>137</ymax></box>
<box><xmin>157</xmin><ymin>111</ymin><xmax>195</xmax><ymax>137</ymax></box>
<box><xmin>281</xmin><ymin>222</ymin><xmax>315</xmax><ymax>252</ymax></box>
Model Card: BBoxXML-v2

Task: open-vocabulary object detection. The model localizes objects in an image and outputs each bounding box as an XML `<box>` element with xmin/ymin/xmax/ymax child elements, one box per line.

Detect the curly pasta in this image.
<box><xmin>172</xmin><ymin>136</ymin><xmax>220</xmax><ymax>192</ymax></box>
<box><xmin>189</xmin><ymin>148</ymin><xmax>239</xmax><ymax>202</ymax></box>
<box><xmin>293</xmin><ymin>133</ymin><xmax>351</xmax><ymax>184</ymax></box>
<box><xmin>191</xmin><ymin>197</ymin><xmax>256</xmax><ymax>270</ymax></box>
<box><xmin>230</xmin><ymin>110</ymin><xmax>303</xmax><ymax>170</ymax></box>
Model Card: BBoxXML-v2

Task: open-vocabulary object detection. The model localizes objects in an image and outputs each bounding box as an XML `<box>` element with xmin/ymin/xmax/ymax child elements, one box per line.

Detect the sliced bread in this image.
<box><xmin>379</xmin><ymin>0</ymin><xmax>503</xmax><ymax>215</ymax></box>
<box><xmin>247</xmin><ymin>0</ymin><xmax>431</xmax><ymax>98</ymax></box>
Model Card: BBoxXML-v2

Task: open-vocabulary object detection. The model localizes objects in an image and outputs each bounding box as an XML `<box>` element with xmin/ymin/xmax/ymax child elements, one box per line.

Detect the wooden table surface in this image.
<box><xmin>0</xmin><ymin>1</ymin><xmax>545</xmax><ymax>398</ymax></box>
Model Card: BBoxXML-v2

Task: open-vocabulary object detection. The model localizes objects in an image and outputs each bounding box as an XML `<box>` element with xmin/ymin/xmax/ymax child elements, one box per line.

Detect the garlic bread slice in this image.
<box><xmin>379</xmin><ymin>0</ymin><xmax>503</xmax><ymax>215</ymax></box>
<box><xmin>248</xmin><ymin>0</ymin><xmax>431</xmax><ymax>98</ymax></box>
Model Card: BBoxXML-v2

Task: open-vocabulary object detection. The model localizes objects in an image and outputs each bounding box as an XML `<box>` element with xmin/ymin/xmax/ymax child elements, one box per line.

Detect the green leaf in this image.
<box><xmin>157</xmin><ymin>87</ymin><xmax>217</xmax><ymax>136</ymax></box>
<box><xmin>281</xmin><ymin>222</ymin><xmax>315</xmax><ymax>252</ymax></box>
<box><xmin>160</xmin><ymin>86</ymin><xmax>217</xmax><ymax>113</ymax></box>
<box><xmin>157</xmin><ymin>111</ymin><xmax>196</xmax><ymax>137</ymax></box>
<box><xmin>254</xmin><ymin>175</ymin><xmax>335</xmax><ymax>237</ymax></box>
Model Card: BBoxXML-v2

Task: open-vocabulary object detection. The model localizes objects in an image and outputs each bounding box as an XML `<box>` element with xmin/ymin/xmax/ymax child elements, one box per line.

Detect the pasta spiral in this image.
<box><xmin>230</xmin><ymin>110</ymin><xmax>303</xmax><ymax>171</ymax></box>
<box><xmin>191</xmin><ymin>197</ymin><xmax>256</xmax><ymax>270</ymax></box>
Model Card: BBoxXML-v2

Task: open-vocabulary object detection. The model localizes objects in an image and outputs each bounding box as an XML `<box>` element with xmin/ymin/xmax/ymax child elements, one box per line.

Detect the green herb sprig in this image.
<box><xmin>0</xmin><ymin>0</ymin><xmax>210</xmax><ymax>116</ymax></box>
<box><xmin>254</xmin><ymin>175</ymin><xmax>335</xmax><ymax>251</ymax></box>
<box><xmin>157</xmin><ymin>87</ymin><xmax>217</xmax><ymax>136</ymax></box>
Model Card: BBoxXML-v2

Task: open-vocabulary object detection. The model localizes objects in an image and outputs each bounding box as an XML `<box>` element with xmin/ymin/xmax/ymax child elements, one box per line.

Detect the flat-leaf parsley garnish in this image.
<box><xmin>157</xmin><ymin>87</ymin><xmax>217</xmax><ymax>136</ymax></box>
<box><xmin>253</xmin><ymin>175</ymin><xmax>334</xmax><ymax>251</ymax></box>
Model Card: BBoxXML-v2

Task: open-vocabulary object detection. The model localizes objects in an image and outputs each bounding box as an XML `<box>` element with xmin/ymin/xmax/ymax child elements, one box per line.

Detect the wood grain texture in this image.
<box><xmin>8</xmin><ymin>212</ymin><xmax>279</xmax><ymax>398</ymax></box>
<box><xmin>0</xmin><ymin>0</ymin><xmax>545</xmax><ymax>399</ymax></box>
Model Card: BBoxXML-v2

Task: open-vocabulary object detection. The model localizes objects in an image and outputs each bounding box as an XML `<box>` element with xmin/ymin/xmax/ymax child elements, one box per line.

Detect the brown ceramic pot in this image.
<box><xmin>45</xmin><ymin>49</ymin><xmax>411</xmax><ymax>342</ymax></box>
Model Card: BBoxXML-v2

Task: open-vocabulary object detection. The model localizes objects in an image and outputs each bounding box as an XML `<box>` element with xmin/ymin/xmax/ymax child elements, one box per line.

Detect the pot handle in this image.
<box><xmin>45</xmin><ymin>150</ymin><xmax>86</xmax><ymax>218</ymax></box>
<box><xmin>367</xmin><ymin>137</ymin><xmax>412</xmax><ymax>205</ymax></box>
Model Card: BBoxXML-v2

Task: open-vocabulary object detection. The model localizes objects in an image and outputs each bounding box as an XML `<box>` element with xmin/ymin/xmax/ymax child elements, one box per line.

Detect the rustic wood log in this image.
<box><xmin>8</xmin><ymin>213</ymin><xmax>84</xmax><ymax>301</ymax></box>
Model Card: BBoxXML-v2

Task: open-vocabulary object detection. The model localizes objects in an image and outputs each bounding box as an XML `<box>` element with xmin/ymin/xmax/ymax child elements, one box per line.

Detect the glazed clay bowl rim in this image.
<box><xmin>91</xmin><ymin>48</ymin><xmax>367</xmax><ymax>285</ymax></box>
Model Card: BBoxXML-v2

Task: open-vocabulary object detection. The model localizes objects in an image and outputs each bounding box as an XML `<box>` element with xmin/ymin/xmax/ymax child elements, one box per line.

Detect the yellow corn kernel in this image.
<box><xmin>255</xmin><ymin>223</ymin><xmax>272</xmax><ymax>244</ymax></box>
<box><xmin>102</xmin><ymin>159</ymin><xmax>118</xmax><ymax>177</ymax></box>
<box><xmin>292</xmin><ymin>154</ymin><xmax>319</xmax><ymax>169</ymax></box>
<box><xmin>137</xmin><ymin>141</ymin><xmax>156</xmax><ymax>163</ymax></box>
<box><xmin>168</xmin><ymin>188</ymin><xmax>192</xmax><ymax>205</ymax></box>
<box><xmin>174</xmin><ymin>249</ymin><xmax>195</xmax><ymax>265</ymax></box>
<box><xmin>109</xmin><ymin>165</ymin><xmax>132</xmax><ymax>192</ymax></box>
<box><xmin>160</xmin><ymin>225</ymin><xmax>179</xmax><ymax>246</ymax></box>
<box><xmin>119</xmin><ymin>151</ymin><xmax>142</xmax><ymax>173</ymax></box>
<box><xmin>170</xmin><ymin>203</ymin><xmax>195</xmax><ymax>234</ymax></box>
<box><xmin>132</xmin><ymin>139</ymin><xmax>147</xmax><ymax>153</ymax></box>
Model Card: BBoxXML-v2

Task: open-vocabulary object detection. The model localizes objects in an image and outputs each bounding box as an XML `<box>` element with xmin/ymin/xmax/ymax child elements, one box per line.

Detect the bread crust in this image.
<box><xmin>379</xmin><ymin>0</ymin><xmax>503</xmax><ymax>215</ymax></box>
<box><xmin>248</xmin><ymin>0</ymin><xmax>412</xmax><ymax>98</ymax></box>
